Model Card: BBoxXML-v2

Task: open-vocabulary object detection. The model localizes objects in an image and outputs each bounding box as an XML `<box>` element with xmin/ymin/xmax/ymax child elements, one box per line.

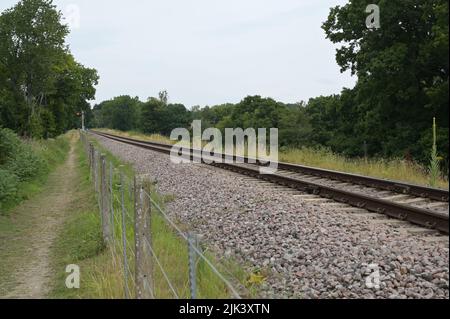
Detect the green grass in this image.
<box><xmin>83</xmin><ymin>132</ymin><xmax>256</xmax><ymax>299</ymax></box>
<box><xmin>49</xmin><ymin>135</ymin><xmax>106</xmax><ymax>298</ymax></box>
<box><xmin>50</xmin><ymin>208</ymin><xmax>105</xmax><ymax>298</ymax></box>
<box><xmin>98</xmin><ymin>128</ymin><xmax>449</xmax><ymax>190</ymax></box>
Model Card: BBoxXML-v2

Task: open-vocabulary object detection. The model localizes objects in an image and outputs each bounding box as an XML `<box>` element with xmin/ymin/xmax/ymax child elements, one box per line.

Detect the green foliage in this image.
<box><xmin>139</xmin><ymin>93</ymin><xmax>192</xmax><ymax>135</ymax></box>
<box><xmin>0</xmin><ymin>128</ymin><xmax>20</xmax><ymax>165</ymax></box>
<box><xmin>0</xmin><ymin>128</ymin><xmax>41</xmax><ymax>207</ymax></box>
<box><xmin>4</xmin><ymin>142</ymin><xmax>44</xmax><ymax>182</ymax></box>
<box><xmin>39</xmin><ymin>108</ymin><xmax>57</xmax><ymax>139</ymax></box>
<box><xmin>0</xmin><ymin>128</ymin><xmax>69</xmax><ymax>212</ymax></box>
<box><xmin>28</xmin><ymin>112</ymin><xmax>44</xmax><ymax>139</ymax></box>
<box><xmin>0</xmin><ymin>169</ymin><xmax>19</xmax><ymax>203</ymax></box>
<box><xmin>139</xmin><ymin>97</ymin><xmax>161</xmax><ymax>133</ymax></box>
<box><xmin>143</xmin><ymin>102</ymin><xmax>191</xmax><ymax>136</ymax></box>
<box><xmin>92</xmin><ymin>95</ymin><xmax>141</xmax><ymax>131</ymax></box>
<box><xmin>0</xmin><ymin>0</ymin><xmax>98</xmax><ymax>138</ymax></box>
<box><xmin>93</xmin><ymin>93</ymin><xmax>192</xmax><ymax>136</ymax></box>
<box><xmin>0</xmin><ymin>128</ymin><xmax>44</xmax><ymax>182</ymax></box>
<box><xmin>320</xmin><ymin>0</ymin><xmax>449</xmax><ymax>168</ymax></box>
<box><xmin>191</xmin><ymin>96</ymin><xmax>312</xmax><ymax>148</ymax></box>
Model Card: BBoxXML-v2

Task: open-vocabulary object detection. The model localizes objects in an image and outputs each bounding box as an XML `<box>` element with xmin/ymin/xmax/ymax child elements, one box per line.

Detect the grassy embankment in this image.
<box><xmin>50</xmin><ymin>132</ymin><xmax>256</xmax><ymax>299</ymax></box>
<box><xmin>0</xmin><ymin>128</ymin><xmax>70</xmax><ymax>214</ymax></box>
<box><xmin>97</xmin><ymin>128</ymin><xmax>449</xmax><ymax>189</ymax></box>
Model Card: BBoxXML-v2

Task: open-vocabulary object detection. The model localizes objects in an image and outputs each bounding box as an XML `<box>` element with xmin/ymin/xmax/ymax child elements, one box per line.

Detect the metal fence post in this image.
<box><xmin>134</xmin><ymin>176</ymin><xmax>153</xmax><ymax>299</ymax></box>
<box><xmin>101</xmin><ymin>154</ymin><xmax>112</xmax><ymax>243</ymax></box>
<box><xmin>120</xmin><ymin>168</ymin><xmax>130</xmax><ymax>299</ymax></box>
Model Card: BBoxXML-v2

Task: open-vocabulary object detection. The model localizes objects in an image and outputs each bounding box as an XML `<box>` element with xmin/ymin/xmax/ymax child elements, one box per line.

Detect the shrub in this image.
<box><xmin>0</xmin><ymin>128</ymin><xmax>20</xmax><ymax>165</ymax></box>
<box><xmin>28</xmin><ymin>113</ymin><xmax>44</xmax><ymax>139</ymax></box>
<box><xmin>0</xmin><ymin>128</ymin><xmax>49</xmax><ymax>209</ymax></box>
<box><xmin>0</xmin><ymin>168</ymin><xmax>19</xmax><ymax>204</ymax></box>
<box><xmin>1</xmin><ymin>128</ymin><xmax>45</xmax><ymax>182</ymax></box>
<box><xmin>4</xmin><ymin>143</ymin><xmax>45</xmax><ymax>181</ymax></box>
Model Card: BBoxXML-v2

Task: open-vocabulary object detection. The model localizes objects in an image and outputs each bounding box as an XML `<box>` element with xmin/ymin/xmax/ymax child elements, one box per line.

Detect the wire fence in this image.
<box><xmin>80</xmin><ymin>131</ymin><xmax>241</xmax><ymax>299</ymax></box>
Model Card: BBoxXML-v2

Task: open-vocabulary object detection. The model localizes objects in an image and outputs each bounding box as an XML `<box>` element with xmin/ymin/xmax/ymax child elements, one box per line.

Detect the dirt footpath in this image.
<box><xmin>0</xmin><ymin>134</ymin><xmax>78</xmax><ymax>299</ymax></box>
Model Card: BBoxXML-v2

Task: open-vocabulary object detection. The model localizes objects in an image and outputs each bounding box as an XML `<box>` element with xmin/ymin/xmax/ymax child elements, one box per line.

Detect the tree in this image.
<box><xmin>92</xmin><ymin>96</ymin><xmax>140</xmax><ymax>131</ymax></box>
<box><xmin>140</xmin><ymin>97</ymin><xmax>163</xmax><ymax>134</ymax></box>
<box><xmin>158</xmin><ymin>90</ymin><xmax>169</xmax><ymax>105</ymax></box>
<box><xmin>322</xmin><ymin>0</ymin><xmax>449</xmax><ymax>163</ymax></box>
<box><xmin>158</xmin><ymin>103</ymin><xmax>191</xmax><ymax>135</ymax></box>
<box><xmin>193</xmin><ymin>96</ymin><xmax>312</xmax><ymax>148</ymax></box>
<box><xmin>0</xmin><ymin>0</ymin><xmax>98</xmax><ymax>137</ymax></box>
<box><xmin>48</xmin><ymin>53</ymin><xmax>98</xmax><ymax>134</ymax></box>
<box><xmin>279</xmin><ymin>102</ymin><xmax>312</xmax><ymax>148</ymax></box>
<box><xmin>0</xmin><ymin>0</ymin><xmax>68</xmax><ymax>135</ymax></box>
<box><xmin>139</xmin><ymin>96</ymin><xmax>191</xmax><ymax>135</ymax></box>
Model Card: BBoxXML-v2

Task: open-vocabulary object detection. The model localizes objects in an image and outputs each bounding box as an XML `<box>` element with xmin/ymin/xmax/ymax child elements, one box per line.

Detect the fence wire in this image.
<box><xmin>80</xmin><ymin>131</ymin><xmax>241</xmax><ymax>299</ymax></box>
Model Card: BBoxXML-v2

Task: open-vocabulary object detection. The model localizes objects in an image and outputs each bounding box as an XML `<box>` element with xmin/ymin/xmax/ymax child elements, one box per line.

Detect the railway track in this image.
<box><xmin>89</xmin><ymin>130</ymin><xmax>449</xmax><ymax>234</ymax></box>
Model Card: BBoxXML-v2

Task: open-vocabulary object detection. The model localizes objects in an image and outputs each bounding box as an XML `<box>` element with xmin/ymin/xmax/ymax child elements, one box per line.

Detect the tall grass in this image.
<box><xmin>99</xmin><ymin>128</ymin><xmax>175</xmax><ymax>145</ymax></box>
<box><xmin>429</xmin><ymin>117</ymin><xmax>441</xmax><ymax>188</ymax></box>
<box><xmin>280</xmin><ymin>147</ymin><xmax>448</xmax><ymax>189</ymax></box>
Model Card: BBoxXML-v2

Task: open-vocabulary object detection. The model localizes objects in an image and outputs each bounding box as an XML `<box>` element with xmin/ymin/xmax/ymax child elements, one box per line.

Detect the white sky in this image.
<box><xmin>0</xmin><ymin>0</ymin><xmax>356</xmax><ymax>107</ymax></box>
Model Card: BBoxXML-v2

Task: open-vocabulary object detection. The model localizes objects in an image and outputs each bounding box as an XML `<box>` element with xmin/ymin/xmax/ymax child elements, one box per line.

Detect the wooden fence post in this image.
<box><xmin>100</xmin><ymin>154</ymin><xmax>112</xmax><ymax>243</ymax></box>
<box><xmin>134</xmin><ymin>175</ymin><xmax>153</xmax><ymax>299</ymax></box>
<box><xmin>89</xmin><ymin>143</ymin><xmax>94</xmax><ymax>175</ymax></box>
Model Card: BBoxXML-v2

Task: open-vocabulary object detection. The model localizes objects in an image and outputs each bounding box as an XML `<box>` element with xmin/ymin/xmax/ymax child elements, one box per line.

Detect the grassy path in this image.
<box><xmin>0</xmin><ymin>133</ymin><xmax>78</xmax><ymax>298</ymax></box>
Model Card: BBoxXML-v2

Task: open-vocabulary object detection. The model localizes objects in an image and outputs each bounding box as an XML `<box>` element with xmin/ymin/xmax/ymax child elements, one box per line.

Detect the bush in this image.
<box><xmin>0</xmin><ymin>127</ymin><xmax>45</xmax><ymax>182</ymax></box>
<box><xmin>0</xmin><ymin>168</ymin><xmax>19</xmax><ymax>204</ymax></box>
<box><xmin>4</xmin><ymin>143</ymin><xmax>45</xmax><ymax>181</ymax></box>
<box><xmin>0</xmin><ymin>127</ymin><xmax>53</xmax><ymax>210</ymax></box>
<box><xmin>28</xmin><ymin>113</ymin><xmax>44</xmax><ymax>139</ymax></box>
<box><xmin>0</xmin><ymin>128</ymin><xmax>20</xmax><ymax>165</ymax></box>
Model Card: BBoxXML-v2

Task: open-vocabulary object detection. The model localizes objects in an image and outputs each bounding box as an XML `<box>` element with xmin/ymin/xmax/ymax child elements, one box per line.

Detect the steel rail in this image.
<box><xmin>90</xmin><ymin>130</ymin><xmax>449</xmax><ymax>202</ymax></box>
<box><xmin>89</xmin><ymin>130</ymin><xmax>449</xmax><ymax>234</ymax></box>
<box><xmin>213</xmin><ymin>162</ymin><xmax>449</xmax><ymax>234</ymax></box>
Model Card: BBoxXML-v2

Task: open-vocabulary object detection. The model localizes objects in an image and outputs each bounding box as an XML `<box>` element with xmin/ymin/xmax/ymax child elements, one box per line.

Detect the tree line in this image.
<box><xmin>0</xmin><ymin>0</ymin><xmax>98</xmax><ymax>138</ymax></box>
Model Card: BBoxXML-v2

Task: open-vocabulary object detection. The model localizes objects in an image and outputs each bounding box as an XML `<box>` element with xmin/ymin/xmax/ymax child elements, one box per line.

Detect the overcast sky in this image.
<box><xmin>1</xmin><ymin>0</ymin><xmax>356</xmax><ymax>107</ymax></box>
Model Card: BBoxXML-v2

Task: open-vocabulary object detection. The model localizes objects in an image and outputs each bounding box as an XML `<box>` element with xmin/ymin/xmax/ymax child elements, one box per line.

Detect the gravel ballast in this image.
<box><xmin>93</xmin><ymin>134</ymin><xmax>449</xmax><ymax>299</ymax></box>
